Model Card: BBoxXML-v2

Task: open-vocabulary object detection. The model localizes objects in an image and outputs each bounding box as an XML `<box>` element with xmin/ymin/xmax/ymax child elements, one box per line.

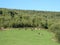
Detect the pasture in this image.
<box><xmin>0</xmin><ymin>28</ymin><xmax>60</xmax><ymax>45</ymax></box>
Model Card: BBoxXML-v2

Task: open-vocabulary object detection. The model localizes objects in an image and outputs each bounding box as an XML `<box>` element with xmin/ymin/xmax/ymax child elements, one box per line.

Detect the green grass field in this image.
<box><xmin>0</xmin><ymin>28</ymin><xmax>60</xmax><ymax>45</ymax></box>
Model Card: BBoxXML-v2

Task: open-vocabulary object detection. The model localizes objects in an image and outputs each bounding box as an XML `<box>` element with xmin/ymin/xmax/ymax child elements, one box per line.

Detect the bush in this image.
<box><xmin>49</xmin><ymin>23</ymin><xmax>60</xmax><ymax>33</ymax></box>
<box><xmin>55</xmin><ymin>31</ymin><xmax>60</xmax><ymax>43</ymax></box>
<box><xmin>49</xmin><ymin>23</ymin><xmax>60</xmax><ymax>42</ymax></box>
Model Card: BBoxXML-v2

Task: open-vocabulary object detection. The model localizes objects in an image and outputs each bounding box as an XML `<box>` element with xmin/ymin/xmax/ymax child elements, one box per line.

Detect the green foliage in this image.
<box><xmin>0</xmin><ymin>8</ymin><xmax>60</xmax><ymax>29</ymax></box>
<box><xmin>55</xmin><ymin>31</ymin><xmax>60</xmax><ymax>43</ymax></box>
<box><xmin>49</xmin><ymin>23</ymin><xmax>60</xmax><ymax>42</ymax></box>
<box><xmin>49</xmin><ymin>23</ymin><xmax>60</xmax><ymax>33</ymax></box>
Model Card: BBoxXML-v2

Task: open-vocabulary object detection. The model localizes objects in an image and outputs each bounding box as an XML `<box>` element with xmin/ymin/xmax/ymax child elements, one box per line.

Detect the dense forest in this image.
<box><xmin>0</xmin><ymin>8</ymin><xmax>60</xmax><ymax>29</ymax></box>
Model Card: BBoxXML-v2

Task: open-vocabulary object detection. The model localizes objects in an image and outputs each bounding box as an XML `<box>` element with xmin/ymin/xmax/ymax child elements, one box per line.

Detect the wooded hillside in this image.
<box><xmin>0</xmin><ymin>8</ymin><xmax>60</xmax><ymax>29</ymax></box>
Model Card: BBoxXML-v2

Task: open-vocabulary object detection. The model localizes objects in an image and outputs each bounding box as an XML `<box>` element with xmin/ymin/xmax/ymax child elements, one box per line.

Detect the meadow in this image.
<box><xmin>0</xmin><ymin>28</ymin><xmax>60</xmax><ymax>45</ymax></box>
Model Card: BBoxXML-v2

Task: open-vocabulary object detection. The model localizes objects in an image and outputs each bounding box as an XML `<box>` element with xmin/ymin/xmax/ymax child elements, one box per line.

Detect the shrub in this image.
<box><xmin>49</xmin><ymin>23</ymin><xmax>60</xmax><ymax>33</ymax></box>
<box><xmin>55</xmin><ymin>31</ymin><xmax>60</xmax><ymax>43</ymax></box>
<box><xmin>49</xmin><ymin>23</ymin><xmax>60</xmax><ymax>42</ymax></box>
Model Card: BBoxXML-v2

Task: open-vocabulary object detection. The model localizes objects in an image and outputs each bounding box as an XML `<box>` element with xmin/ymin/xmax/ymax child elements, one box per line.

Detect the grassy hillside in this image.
<box><xmin>0</xmin><ymin>8</ymin><xmax>60</xmax><ymax>29</ymax></box>
<box><xmin>0</xmin><ymin>29</ymin><xmax>60</xmax><ymax>45</ymax></box>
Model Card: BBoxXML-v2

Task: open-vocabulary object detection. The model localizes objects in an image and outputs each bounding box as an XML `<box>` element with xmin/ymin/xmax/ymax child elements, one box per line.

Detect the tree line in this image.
<box><xmin>0</xmin><ymin>8</ymin><xmax>60</xmax><ymax>29</ymax></box>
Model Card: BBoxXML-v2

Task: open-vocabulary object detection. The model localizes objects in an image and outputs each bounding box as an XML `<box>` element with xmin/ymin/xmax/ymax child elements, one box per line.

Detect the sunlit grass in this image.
<box><xmin>0</xmin><ymin>28</ymin><xmax>60</xmax><ymax>45</ymax></box>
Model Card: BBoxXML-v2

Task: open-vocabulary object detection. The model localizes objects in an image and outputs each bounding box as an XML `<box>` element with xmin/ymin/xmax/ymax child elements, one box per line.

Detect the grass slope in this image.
<box><xmin>0</xmin><ymin>29</ymin><xmax>60</xmax><ymax>45</ymax></box>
